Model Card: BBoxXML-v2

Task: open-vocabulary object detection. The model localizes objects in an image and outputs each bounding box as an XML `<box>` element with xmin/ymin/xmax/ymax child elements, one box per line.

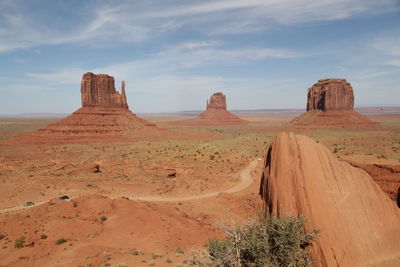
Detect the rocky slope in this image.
<box><xmin>259</xmin><ymin>133</ymin><xmax>400</xmax><ymax>267</ymax></box>
<box><xmin>348</xmin><ymin>161</ymin><xmax>400</xmax><ymax>207</ymax></box>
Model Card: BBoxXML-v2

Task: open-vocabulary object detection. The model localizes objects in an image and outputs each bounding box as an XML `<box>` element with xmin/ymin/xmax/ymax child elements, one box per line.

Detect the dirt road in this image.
<box><xmin>0</xmin><ymin>159</ymin><xmax>259</xmax><ymax>213</ymax></box>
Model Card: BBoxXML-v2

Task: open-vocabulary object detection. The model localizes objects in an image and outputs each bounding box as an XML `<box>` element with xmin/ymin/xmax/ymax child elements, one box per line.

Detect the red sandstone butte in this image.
<box><xmin>81</xmin><ymin>72</ymin><xmax>128</xmax><ymax>109</ymax></box>
<box><xmin>306</xmin><ymin>78</ymin><xmax>354</xmax><ymax>111</ymax></box>
<box><xmin>260</xmin><ymin>133</ymin><xmax>400</xmax><ymax>267</ymax></box>
<box><xmin>292</xmin><ymin>79</ymin><xmax>379</xmax><ymax>128</ymax></box>
<box><xmin>171</xmin><ymin>92</ymin><xmax>248</xmax><ymax>126</ymax></box>
<box><xmin>206</xmin><ymin>92</ymin><xmax>227</xmax><ymax>110</ymax></box>
<box><xmin>11</xmin><ymin>73</ymin><xmax>160</xmax><ymax>143</ymax></box>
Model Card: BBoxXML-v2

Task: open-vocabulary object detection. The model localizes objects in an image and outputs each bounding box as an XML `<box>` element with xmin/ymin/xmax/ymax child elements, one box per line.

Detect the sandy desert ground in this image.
<box><xmin>0</xmin><ymin>110</ymin><xmax>399</xmax><ymax>267</ymax></box>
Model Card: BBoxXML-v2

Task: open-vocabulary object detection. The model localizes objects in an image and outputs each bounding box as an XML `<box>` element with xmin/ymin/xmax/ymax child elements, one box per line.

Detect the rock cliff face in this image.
<box><xmin>259</xmin><ymin>133</ymin><xmax>400</xmax><ymax>267</ymax></box>
<box><xmin>292</xmin><ymin>78</ymin><xmax>378</xmax><ymax>128</ymax></box>
<box><xmin>81</xmin><ymin>72</ymin><xmax>128</xmax><ymax>109</ymax></box>
<box><xmin>207</xmin><ymin>92</ymin><xmax>227</xmax><ymax>110</ymax></box>
<box><xmin>307</xmin><ymin>79</ymin><xmax>354</xmax><ymax>111</ymax></box>
<box><xmin>170</xmin><ymin>92</ymin><xmax>248</xmax><ymax>126</ymax></box>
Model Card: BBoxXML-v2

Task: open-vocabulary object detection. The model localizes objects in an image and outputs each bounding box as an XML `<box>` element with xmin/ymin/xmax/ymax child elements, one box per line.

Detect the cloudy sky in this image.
<box><xmin>0</xmin><ymin>0</ymin><xmax>399</xmax><ymax>114</ymax></box>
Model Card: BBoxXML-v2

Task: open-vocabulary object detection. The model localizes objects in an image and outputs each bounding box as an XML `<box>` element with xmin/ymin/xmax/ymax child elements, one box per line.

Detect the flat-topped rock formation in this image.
<box><xmin>292</xmin><ymin>79</ymin><xmax>379</xmax><ymax>128</ymax></box>
<box><xmin>171</xmin><ymin>92</ymin><xmax>248</xmax><ymax>126</ymax></box>
<box><xmin>11</xmin><ymin>73</ymin><xmax>163</xmax><ymax>143</ymax></box>
<box><xmin>307</xmin><ymin>78</ymin><xmax>354</xmax><ymax>111</ymax></box>
<box><xmin>81</xmin><ymin>72</ymin><xmax>128</xmax><ymax>109</ymax></box>
<box><xmin>207</xmin><ymin>92</ymin><xmax>227</xmax><ymax>110</ymax></box>
<box><xmin>259</xmin><ymin>133</ymin><xmax>400</xmax><ymax>267</ymax></box>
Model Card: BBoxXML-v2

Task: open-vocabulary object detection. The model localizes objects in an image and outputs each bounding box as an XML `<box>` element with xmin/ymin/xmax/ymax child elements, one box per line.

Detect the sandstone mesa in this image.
<box><xmin>292</xmin><ymin>78</ymin><xmax>379</xmax><ymax>128</ymax></box>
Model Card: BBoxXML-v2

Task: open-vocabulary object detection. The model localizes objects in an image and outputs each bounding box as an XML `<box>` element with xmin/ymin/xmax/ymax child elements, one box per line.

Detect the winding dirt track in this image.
<box><xmin>0</xmin><ymin>159</ymin><xmax>259</xmax><ymax>214</ymax></box>
<box><xmin>131</xmin><ymin>159</ymin><xmax>258</xmax><ymax>202</ymax></box>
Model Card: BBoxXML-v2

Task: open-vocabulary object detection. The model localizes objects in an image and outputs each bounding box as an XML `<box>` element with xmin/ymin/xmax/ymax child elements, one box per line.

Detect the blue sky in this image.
<box><xmin>0</xmin><ymin>0</ymin><xmax>399</xmax><ymax>114</ymax></box>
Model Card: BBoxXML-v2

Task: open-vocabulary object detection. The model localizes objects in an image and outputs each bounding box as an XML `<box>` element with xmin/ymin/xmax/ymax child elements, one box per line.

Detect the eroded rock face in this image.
<box><xmin>307</xmin><ymin>79</ymin><xmax>354</xmax><ymax>111</ymax></box>
<box><xmin>81</xmin><ymin>72</ymin><xmax>128</xmax><ymax>109</ymax></box>
<box><xmin>207</xmin><ymin>92</ymin><xmax>227</xmax><ymax>110</ymax></box>
<box><xmin>259</xmin><ymin>133</ymin><xmax>400</xmax><ymax>267</ymax></box>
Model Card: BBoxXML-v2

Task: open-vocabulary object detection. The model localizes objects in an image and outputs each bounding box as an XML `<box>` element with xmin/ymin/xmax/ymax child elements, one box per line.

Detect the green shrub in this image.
<box><xmin>14</xmin><ymin>236</ymin><xmax>25</xmax><ymax>248</ymax></box>
<box><xmin>175</xmin><ymin>247</ymin><xmax>185</xmax><ymax>254</ymax></box>
<box><xmin>55</xmin><ymin>238</ymin><xmax>67</xmax><ymax>245</ymax></box>
<box><xmin>187</xmin><ymin>215</ymin><xmax>318</xmax><ymax>267</ymax></box>
<box><xmin>152</xmin><ymin>253</ymin><xmax>163</xmax><ymax>259</ymax></box>
<box><xmin>131</xmin><ymin>248</ymin><xmax>144</xmax><ymax>255</ymax></box>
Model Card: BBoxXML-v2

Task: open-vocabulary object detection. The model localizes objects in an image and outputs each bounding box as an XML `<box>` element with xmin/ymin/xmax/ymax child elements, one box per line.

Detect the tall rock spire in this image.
<box><xmin>121</xmin><ymin>81</ymin><xmax>128</xmax><ymax>109</ymax></box>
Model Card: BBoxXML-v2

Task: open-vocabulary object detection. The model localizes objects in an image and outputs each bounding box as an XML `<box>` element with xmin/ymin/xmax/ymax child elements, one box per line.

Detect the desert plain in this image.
<box><xmin>0</xmin><ymin>106</ymin><xmax>399</xmax><ymax>267</ymax></box>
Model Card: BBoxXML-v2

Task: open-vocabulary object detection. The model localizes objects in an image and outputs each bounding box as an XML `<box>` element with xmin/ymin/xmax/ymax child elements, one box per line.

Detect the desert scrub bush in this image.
<box><xmin>55</xmin><ymin>238</ymin><xmax>67</xmax><ymax>245</ymax></box>
<box><xmin>186</xmin><ymin>215</ymin><xmax>318</xmax><ymax>267</ymax></box>
<box><xmin>152</xmin><ymin>253</ymin><xmax>163</xmax><ymax>259</ymax></box>
<box><xmin>176</xmin><ymin>247</ymin><xmax>185</xmax><ymax>254</ymax></box>
<box><xmin>131</xmin><ymin>248</ymin><xmax>144</xmax><ymax>255</ymax></box>
<box><xmin>14</xmin><ymin>236</ymin><xmax>25</xmax><ymax>248</ymax></box>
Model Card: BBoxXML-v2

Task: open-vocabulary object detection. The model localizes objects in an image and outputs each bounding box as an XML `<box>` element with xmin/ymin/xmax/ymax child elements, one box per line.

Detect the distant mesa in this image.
<box><xmin>206</xmin><ymin>92</ymin><xmax>227</xmax><ymax>110</ymax></box>
<box><xmin>171</xmin><ymin>92</ymin><xmax>248</xmax><ymax>126</ymax></box>
<box><xmin>13</xmin><ymin>72</ymin><xmax>161</xmax><ymax>143</ymax></box>
<box><xmin>306</xmin><ymin>78</ymin><xmax>354</xmax><ymax>111</ymax></box>
<box><xmin>259</xmin><ymin>133</ymin><xmax>400</xmax><ymax>267</ymax></box>
<box><xmin>291</xmin><ymin>78</ymin><xmax>379</xmax><ymax>128</ymax></box>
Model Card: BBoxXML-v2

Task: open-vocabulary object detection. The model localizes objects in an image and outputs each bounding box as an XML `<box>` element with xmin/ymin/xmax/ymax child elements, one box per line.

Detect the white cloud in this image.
<box><xmin>368</xmin><ymin>31</ymin><xmax>400</xmax><ymax>67</ymax></box>
<box><xmin>26</xmin><ymin>68</ymin><xmax>85</xmax><ymax>84</ymax></box>
<box><xmin>26</xmin><ymin>39</ymin><xmax>305</xmax><ymax>86</ymax></box>
<box><xmin>0</xmin><ymin>0</ymin><xmax>398</xmax><ymax>53</ymax></box>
